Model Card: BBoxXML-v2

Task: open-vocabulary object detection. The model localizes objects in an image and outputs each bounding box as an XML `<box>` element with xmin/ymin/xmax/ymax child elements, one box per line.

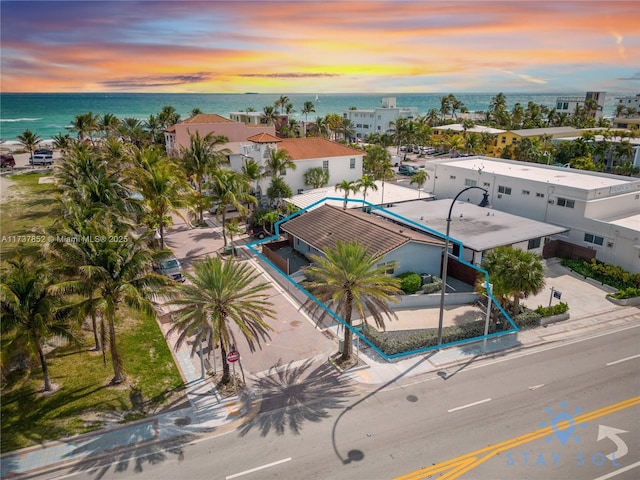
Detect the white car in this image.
<box><xmin>29</xmin><ymin>148</ymin><xmax>54</xmax><ymax>165</ymax></box>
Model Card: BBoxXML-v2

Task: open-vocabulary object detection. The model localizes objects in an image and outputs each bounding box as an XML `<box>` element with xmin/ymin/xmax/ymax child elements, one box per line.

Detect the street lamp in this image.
<box><xmin>481</xmin><ymin>281</ymin><xmax>493</xmax><ymax>351</ymax></box>
<box><xmin>437</xmin><ymin>186</ymin><xmax>490</xmax><ymax>346</ymax></box>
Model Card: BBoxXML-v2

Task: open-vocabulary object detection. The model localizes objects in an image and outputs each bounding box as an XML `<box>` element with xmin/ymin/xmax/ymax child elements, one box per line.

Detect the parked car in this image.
<box><xmin>246</xmin><ymin>223</ymin><xmax>270</xmax><ymax>239</ymax></box>
<box><xmin>398</xmin><ymin>164</ymin><xmax>418</xmax><ymax>176</ymax></box>
<box><xmin>1</xmin><ymin>153</ymin><xmax>16</xmax><ymax>168</ymax></box>
<box><xmin>29</xmin><ymin>148</ymin><xmax>54</xmax><ymax>166</ymax></box>
<box><xmin>153</xmin><ymin>254</ymin><xmax>185</xmax><ymax>282</ymax></box>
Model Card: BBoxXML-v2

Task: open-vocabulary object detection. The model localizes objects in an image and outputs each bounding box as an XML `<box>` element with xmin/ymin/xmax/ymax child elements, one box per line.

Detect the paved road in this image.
<box><xmin>31</xmin><ymin>323</ymin><xmax>639</xmax><ymax>480</ymax></box>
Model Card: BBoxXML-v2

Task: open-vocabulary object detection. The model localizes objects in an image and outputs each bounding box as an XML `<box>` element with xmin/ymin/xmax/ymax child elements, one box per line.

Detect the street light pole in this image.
<box><xmin>437</xmin><ymin>186</ymin><xmax>489</xmax><ymax>346</ymax></box>
<box><xmin>482</xmin><ymin>281</ymin><xmax>493</xmax><ymax>351</ymax></box>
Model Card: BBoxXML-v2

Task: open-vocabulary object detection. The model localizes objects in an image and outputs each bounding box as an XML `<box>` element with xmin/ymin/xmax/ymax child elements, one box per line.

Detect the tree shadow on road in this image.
<box><xmin>238</xmin><ymin>358</ymin><xmax>356</xmax><ymax>437</ymax></box>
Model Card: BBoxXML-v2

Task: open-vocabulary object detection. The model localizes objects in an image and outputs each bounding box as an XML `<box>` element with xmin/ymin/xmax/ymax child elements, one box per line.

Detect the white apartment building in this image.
<box><xmin>424</xmin><ymin>157</ymin><xmax>640</xmax><ymax>273</ymax></box>
<box><xmin>343</xmin><ymin>97</ymin><xmax>418</xmax><ymax>141</ymax></box>
<box><xmin>615</xmin><ymin>93</ymin><xmax>640</xmax><ymax>111</ymax></box>
<box><xmin>228</xmin><ymin>133</ymin><xmax>364</xmax><ymax>202</ymax></box>
<box><xmin>555</xmin><ymin>91</ymin><xmax>606</xmax><ymax>120</ymax></box>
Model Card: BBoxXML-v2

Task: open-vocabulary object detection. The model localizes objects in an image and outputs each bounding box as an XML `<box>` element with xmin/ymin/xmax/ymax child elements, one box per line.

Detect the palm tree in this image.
<box><xmin>301</xmin><ymin>101</ymin><xmax>316</xmax><ymax>135</ymax></box>
<box><xmin>98</xmin><ymin>113</ymin><xmax>121</xmax><ymax>139</ymax></box>
<box><xmin>226</xmin><ymin>219</ymin><xmax>243</xmax><ymax>257</ymax></box>
<box><xmin>363</xmin><ymin>145</ymin><xmax>393</xmax><ymax>203</ymax></box>
<box><xmin>17</xmin><ymin>129</ymin><xmax>42</xmax><ymax>160</ymax></box>
<box><xmin>144</xmin><ymin>114</ymin><xmax>163</xmax><ymax>145</ymax></box>
<box><xmin>481</xmin><ymin>246</ymin><xmax>545</xmax><ymax>317</ymax></box>
<box><xmin>303</xmin><ymin>241</ymin><xmax>402</xmax><ymax>362</ymax></box>
<box><xmin>167</xmin><ymin>256</ymin><xmax>275</xmax><ymax>385</ymax></box>
<box><xmin>274</xmin><ymin>95</ymin><xmax>290</xmax><ymax>114</ymax></box>
<box><xmin>313</xmin><ymin>116</ymin><xmax>329</xmax><ymax>138</ymax></box>
<box><xmin>304</xmin><ymin>167</ymin><xmax>330</xmax><ymax>189</ymax></box>
<box><xmin>70</xmin><ymin>112</ymin><xmax>99</xmax><ymax>144</ymax></box>
<box><xmin>357</xmin><ymin>175</ymin><xmax>377</xmax><ymax>206</ymax></box>
<box><xmin>265</xmin><ymin>147</ymin><xmax>296</xmax><ymax>179</ymax></box>
<box><xmin>181</xmin><ymin>131</ymin><xmax>229</xmax><ymax>225</ymax></box>
<box><xmin>266</xmin><ymin>176</ymin><xmax>292</xmax><ymax>207</ymax></box>
<box><xmin>51</xmin><ymin>133</ymin><xmax>74</xmax><ymax>156</ymax></box>
<box><xmin>1</xmin><ymin>255</ymin><xmax>74</xmax><ymax>392</ymax></box>
<box><xmin>129</xmin><ymin>154</ymin><xmax>191</xmax><ymax>249</ymax></box>
<box><xmin>388</xmin><ymin>117</ymin><xmax>409</xmax><ymax>154</ymax></box>
<box><xmin>119</xmin><ymin>117</ymin><xmax>149</xmax><ymax>148</ymax></box>
<box><xmin>158</xmin><ymin>105</ymin><xmax>181</xmax><ymax>129</ymax></box>
<box><xmin>409</xmin><ymin>169</ymin><xmax>430</xmax><ymax>198</ymax></box>
<box><xmin>209</xmin><ymin>169</ymin><xmax>256</xmax><ymax>246</ymax></box>
<box><xmin>423</xmin><ymin>108</ymin><xmax>440</xmax><ymax>127</ymax></box>
<box><xmin>262</xmin><ymin>106</ymin><xmax>278</xmax><ymax>126</ymax></box>
<box><xmin>335</xmin><ymin>180</ymin><xmax>359</xmax><ymax>210</ymax></box>
<box><xmin>339</xmin><ymin>118</ymin><xmax>355</xmax><ymax>143</ymax></box>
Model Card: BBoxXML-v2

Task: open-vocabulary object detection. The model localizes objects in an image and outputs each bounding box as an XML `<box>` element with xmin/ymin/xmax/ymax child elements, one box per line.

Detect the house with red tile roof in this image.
<box><xmin>164</xmin><ymin>113</ymin><xmax>276</xmax><ymax>157</ymax></box>
<box><xmin>229</xmin><ymin>136</ymin><xmax>365</xmax><ymax>203</ymax></box>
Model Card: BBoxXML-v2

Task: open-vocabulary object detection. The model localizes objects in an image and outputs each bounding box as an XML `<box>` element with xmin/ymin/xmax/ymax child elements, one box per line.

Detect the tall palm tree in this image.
<box><xmin>301</xmin><ymin>101</ymin><xmax>316</xmax><ymax>136</ymax></box>
<box><xmin>119</xmin><ymin>117</ymin><xmax>149</xmax><ymax>148</ymax></box>
<box><xmin>335</xmin><ymin>179</ymin><xmax>359</xmax><ymax>210</ymax></box>
<box><xmin>481</xmin><ymin>246</ymin><xmax>545</xmax><ymax>316</ymax></box>
<box><xmin>167</xmin><ymin>256</ymin><xmax>275</xmax><ymax>385</ymax></box>
<box><xmin>274</xmin><ymin>95</ymin><xmax>290</xmax><ymax>114</ymax></box>
<box><xmin>98</xmin><ymin>113</ymin><xmax>121</xmax><ymax>139</ymax></box>
<box><xmin>304</xmin><ymin>167</ymin><xmax>330</xmax><ymax>189</ymax></box>
<box><xmin>65</xmin><ymin>223</ymin><xmax>166</xmax><ymax>384</ymax></box>
<box><xmin>409</xmin><ymin>169</ymin><xmax>430</xmax><ymax>198</ymax></box>
<box><xmin>339</xmin><ymin>118</ymin><xmax>355</xmax><ymax>143</ymax></box>
<box><xmin>181</xmin><ymin>131</ymin><xmax>229</xmax><ymax>225</ymax></box>
<box><xmin>357</xmin><ymin>175</ymin><xmax>377</xmax><ymax>206</ymax></box>
<box><xmin>17</xmin><ymin>129</ymin><xmax>42</xmax><ymax>160</ymax></box>
<box><xmin>51</xmin><ymin>133</ymin><xmax>74</xmax><ymax>156</ymax></box>
<box><xmin>363</xmin><ymin>145</ymin><xmax>393</xmax><ymax>203</ymax></box>
<box><xmin>303</xmin><ymin>241</ymin><xmax>402</xmax><ymax>362</ymax></box>
<box><xmin>129</xmin><ymin>155</ymin><xmax>191</xmax><ymax>249</ymax></box>
<box><xmin>314</xmin><ymin>116</ymin><xmax>329</xmax><ymax>138</ymax></box>
<box><xmin>265</xmin><ymin>147</ymin><xmax>296</xmax><ymax>178</ymax></box>
<box><xmin>209</xmin><ymin>169</ymin><xmax>256</xmax><ymax>246</ymax></box>
<box><xmin>158</xmin><ymin>105</ymin><xmax>181</xmax><ymax>129</ymax></box>
<box><xmin>1</xmin><ymin>255</ymin><xmax>75</xmax><ymax>392</ymax></box>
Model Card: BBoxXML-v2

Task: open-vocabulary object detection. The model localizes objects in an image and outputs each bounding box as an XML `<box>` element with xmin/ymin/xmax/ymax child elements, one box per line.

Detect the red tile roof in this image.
<box><xmin>181</xmin><ymin>114</ymin><xmax>234</xmax><ymax>124</ymax></box>
<box><xmin>247</xmin><ymin>132</ymin><xmax>282</xmax><ymax>143</ymax></box>
<box><xmin>277</xmin><ymin>138</ymin><xmax>364</xmax><ymax>161</ymax></box>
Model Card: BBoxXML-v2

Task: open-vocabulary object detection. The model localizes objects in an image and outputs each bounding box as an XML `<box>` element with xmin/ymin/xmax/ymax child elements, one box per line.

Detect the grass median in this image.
<box><xmin>0</xmin><ymin>173</ymin><xmax>186</xmax><ymax>453</ymax></box>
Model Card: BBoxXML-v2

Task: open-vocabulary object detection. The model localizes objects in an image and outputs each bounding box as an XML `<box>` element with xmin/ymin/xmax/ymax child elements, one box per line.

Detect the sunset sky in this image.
<box><xmin>1</xmin><ymin>0</ymin><xmax>639</xmax><ymax>94</ymax></box>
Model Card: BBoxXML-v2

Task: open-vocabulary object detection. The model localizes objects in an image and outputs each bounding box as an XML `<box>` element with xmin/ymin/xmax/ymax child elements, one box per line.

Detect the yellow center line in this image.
<box><xmin>395</xmin><ymin>395</ymin><xmax>640</xmax><ymax>480</ymax></box>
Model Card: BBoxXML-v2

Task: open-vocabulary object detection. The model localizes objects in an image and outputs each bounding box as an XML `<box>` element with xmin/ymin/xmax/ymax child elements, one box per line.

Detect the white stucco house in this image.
<box><xmin>228</xmin><ymin>133</ymin><xmax>364</xmax><ymax>202</ymax></box>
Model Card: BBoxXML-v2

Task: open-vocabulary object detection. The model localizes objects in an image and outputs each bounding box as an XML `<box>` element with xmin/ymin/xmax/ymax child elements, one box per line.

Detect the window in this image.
<box><xmin>280</xmin><ymin>168</ymin><xmax>286</xmax><ymax>176</ymax></box>
<box><xmin>557</xmin><ymin>197</ymin><xmax>575</xmax><ymax>208</ymax></box>
<box><xmin>465</xmin><ymin>179</ymin><xmax>477</xmax><ymax>187</ymax></box>
<box><xmin>377</xmin><ymin>262</ymin><xmax>395</xmax><ymax>275</ymax></box>
<box><xmin>498</xmin><ymin>185</ymin><xmax>512</xmax><ymax>195</ymax></box>
<box><xmin>528</xmin><ymin>238</ymin><xmax>541</xmax><ymax>249</ymax></box>
<box><xmin>501</xmin><ymin>136</ymin><xmax>506</xmax><ymax>144</ymax></box>
<box><xmin>536</xmin><ymin>192</ymin><xmax>544</xmax><ymax>198</ymax></box>
<box><xmin>450</xmin><ymin>175</ymin><xmax>457</xmax><ymax>180</ymax></box>
<box><xmin>584</xmin><ymin>233</ymin><xmax>604</xmax><ymax>246</ymax></box>
<box><xmin>350</xmin><ymin>158</ymin><xmax>356</xmax><ymax>169</ymax></box>
<box><xmin>322</xmin><ymin>160</ymin><xmax>329</xmax><ymax>171</ymax></box>
<box><xmin>483</xmin><ymin>182</ymin><xmax>490</xmax><ymax>187</ymax></box>
<box><xmin>363</xmin><ymin>124</ymin><xmax>369</xmax><ymax>129</ymax></box>
<box><xmin>522</xmin><ymin>190</ymin><xmax>530</xmax><ymax>195</ymax></box>
<box><xmin>356</xmin><ymin>124</ymin><xmax>362</xmax><ymax>128</ymax></box>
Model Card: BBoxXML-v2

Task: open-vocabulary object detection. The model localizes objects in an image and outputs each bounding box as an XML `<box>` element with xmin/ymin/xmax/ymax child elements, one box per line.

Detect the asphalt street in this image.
<box><xmin>30</xmin><ymin>322</ymin><xmax>640</xmax><ymax>480</ymax></box>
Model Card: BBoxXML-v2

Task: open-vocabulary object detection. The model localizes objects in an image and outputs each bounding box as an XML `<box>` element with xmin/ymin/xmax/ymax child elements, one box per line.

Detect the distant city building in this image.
<box><xmin>423</xmin><ymin>157</ymin><xmax>640</xmax><ymax>273</ymax></box>
<box><xmin>343</xmin><ymin>97</ymin><xmax>418</xmax><ymax>141</ymax></box>
<box><xmin>615</xmin><ymin>93</ymin><xmax>640</xmax><ymax>112</ymax></box>
<box><xmin>555</xmin><ymin>91</ymin><xmax>606</xmax><ymax>120</ymax></box>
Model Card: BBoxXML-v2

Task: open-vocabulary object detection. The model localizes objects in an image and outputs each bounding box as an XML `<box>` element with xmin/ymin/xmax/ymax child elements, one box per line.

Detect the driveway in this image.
<box><xmin>522</xmin><ymin>258</ymin><xmax>619</xmax><ymax>319</ymax></box>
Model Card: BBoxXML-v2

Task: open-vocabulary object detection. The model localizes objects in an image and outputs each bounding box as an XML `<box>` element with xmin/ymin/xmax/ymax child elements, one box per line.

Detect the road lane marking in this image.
<box><xmin>447</xmin><ymin>398</ymin><xmax>491</xmax><ymax>413</ymax></box>
<box><xmin>592</xmin><ymin>460</ymin><xmax>640</xmax><ymax>480</ymax></box>
<box><xmin>606</xmin><ymin>354</ymin><xmax>640</xmax><ymax>366</ymax></box>
<box><xmin>396</xmin><ymin>395</ymin><xmax>640</xmax><ymax>480</ymax></box>
<box><xmin>528</xmin><ymin>384</ymin><xmax>545</xmax><ymax>390</ymax></box>
<box><xmin>226</xmin><ymin>457</ymin><xmax>292</xmax><ymax>479</ymax></box>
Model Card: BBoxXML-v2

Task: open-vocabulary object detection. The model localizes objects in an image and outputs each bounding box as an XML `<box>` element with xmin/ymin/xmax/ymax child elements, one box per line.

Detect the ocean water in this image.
<box><xmin>0</xmin><ymin>92</ymin><xmax>624</xmax><ymax>143</ymax></box>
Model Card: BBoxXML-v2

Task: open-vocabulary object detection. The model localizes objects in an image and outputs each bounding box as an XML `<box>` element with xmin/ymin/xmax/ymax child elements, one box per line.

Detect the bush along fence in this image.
<box><xmin>561</xmin><ymin>258</ymin><xmax>640</xmax><ymax>300</ymax></box>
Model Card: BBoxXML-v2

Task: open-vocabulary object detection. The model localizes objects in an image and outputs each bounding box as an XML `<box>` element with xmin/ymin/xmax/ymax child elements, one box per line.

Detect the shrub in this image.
<box><xmin>396</xmin><ymin>272</ymin><xmax>422</xmax><ymax>294</ymax></box>
<box><xmin>535</xmin><ymin>302</ymin><xmax>569</xmax><ymax>317</ymax></box>
<box><xmin>513</xmin><ymin>309</ymin><xmax>542</xmax><ymax>329</ymax></box>
<box><xmin>561</xmin><ymin>258</ymin><xmax>640</xmax><ymax>291</ymax></box>
<box><xmin>611</xmin><ymin>287</ymin><xmax>640</xmax><ymax>300</ymax></box>
<box><xmin>422</xmin><ymin>277</ymin><xmax>443</xmax><ymax>294</ymax></box>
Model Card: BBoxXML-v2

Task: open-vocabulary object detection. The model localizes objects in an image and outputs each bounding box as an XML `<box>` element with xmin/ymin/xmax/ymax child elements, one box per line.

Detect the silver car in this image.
<box><xmin>153</xmin><ymin>255</ymin><xmax>185</xmax><ymax>282</ymax></box>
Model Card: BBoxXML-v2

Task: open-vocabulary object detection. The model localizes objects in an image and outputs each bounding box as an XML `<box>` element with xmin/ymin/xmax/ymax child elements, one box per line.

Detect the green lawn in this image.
<box><xmin>0</xmin><ymin>173</ymin><xmax>186</xmax><ymax>453</ymax></box>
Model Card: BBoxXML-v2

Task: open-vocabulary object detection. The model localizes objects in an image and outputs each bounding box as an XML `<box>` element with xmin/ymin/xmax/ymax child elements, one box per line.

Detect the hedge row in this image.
<box><xmin>535</xmin><ymin>302</ymin><xmax>569</xmax><ymax>317</ymax></box>
<box><xmin>561</xmin><ymin>258</ymin><xmax>640</xmax><ymax>290</ymax></box>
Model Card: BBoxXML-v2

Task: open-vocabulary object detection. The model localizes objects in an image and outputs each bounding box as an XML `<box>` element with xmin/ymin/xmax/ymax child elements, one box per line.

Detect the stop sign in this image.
<box><xmin>226</xmin><ymin>350</ymin><xmax>240</xmax><ymax>363</ymax></box>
